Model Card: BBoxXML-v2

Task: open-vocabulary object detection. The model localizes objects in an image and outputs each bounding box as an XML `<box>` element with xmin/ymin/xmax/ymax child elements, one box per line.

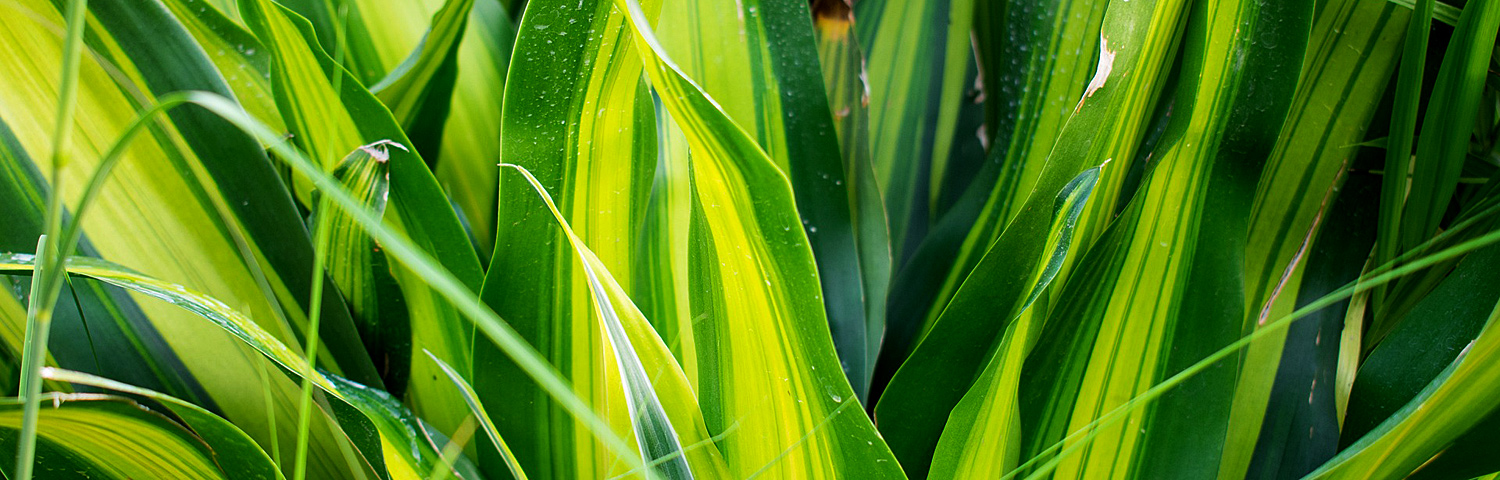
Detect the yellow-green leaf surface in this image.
<box><xmin>873</xmin><ymin>0</ymin><xmax>1192</xmax><ymax>470</ymax></box>
<box><xmin>616</xmin><ymin>0</ymin><xmax>905</xmax><ymax>475</ymax></box>
<box><xmin>318</xmin><ymin>141</ymin><xmax>411</xmax><ymax>392</ymax></box>
<box><xmin>873</xmin><ymin>0</ymin><xmax>1109</xmax><ymax>397</ymax></box>
<box><xmin>635</xmin><ymin>95</ymin><xmax>697</xmax><ymax>388</ymax></box>
<box><xmin>1232</xmin><ymin>0</ymin><xmax>1414</xmax><ymax>475</ymax></box>
<box><xmin>0</xmin><ymin>118</ymin><xmax>185</xmax><ymax>400</ymax></box>
<box><xmin>927</xmin><ymin>166</ymin><xmax>1101</xmax><ymax>479</ymax></box>
<box><xmin>1014</xmin><ymin>1</ymin><xmax>1310</xmax><ymax>478</ymax></box>
<box><xmin>238</xmin><ymin>0</ymin><xmax>484</xmax><ymax>442</ymax></box>
<box><xmin>43</xmin><ymin>368</ymin><xmax>285</xmax><ymax>479</ymax></box>
<box><xmin>275</xmin><ymin>0</ymin><xmax>515</xmax><ymax>253</ymax></box>
<box><xmin>657</xmin><ymin>0</ymin><xmax>884</xmax><ymax>398</ymax></box>
<box><xmin>0</xmin><ymin>253</ymin><xmax>466</xmax><ymax>480</ymax></box>
<box><xmin>427</xmin><ymin>352</ymin><xmax>528</xmax><ymax>480</ymax></box>
<box><xmin>0</xmin><ymin>1</ymin><xmax>382</xmax><ymax>476</ymax></box>
<box><xmin>852</xmin><ymin>0</ymin><xmax>975</xmax><ymax>258</ymax></box>
<box><xmin>0</xmin><ymin>393</ymin><xmax>275</xmax><ymax>479</ymax></box>
<box><xmin>507</xmin><ymin>165</ymin><xmax>732</xmax><ymax>478</ymax></box>
<box><xmin>1309</xmin><ymin>299</ymin><xmax>1500</xmax><ymax>478</ymax></box>
<box><xmin>476</xmin><ymin>0</ymin><xmax>658</xmax><ymax>474</ymax></box>
<box><xmin>368</xmin><ymin>0</ymin><xmax>475</xmax><ymax>148</ymax></box>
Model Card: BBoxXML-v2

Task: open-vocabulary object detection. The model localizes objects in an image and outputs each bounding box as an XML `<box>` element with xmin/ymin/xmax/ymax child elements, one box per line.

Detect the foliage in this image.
<box><xmin>1</xmin><ymin>0</ymin><xmax>1499</xmax><ymax>478</ymax></box>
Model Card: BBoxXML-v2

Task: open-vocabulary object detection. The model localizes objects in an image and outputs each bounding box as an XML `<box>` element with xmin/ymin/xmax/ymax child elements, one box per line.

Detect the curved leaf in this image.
<box><xmin>0</xmin><ymin>253</ymin><xmax>464</xmax><ymax>480</ymax></box>
<box><xmin>0</xmin><ymin>393</ymin><xmax>276</xmax><ymax>479</ymax></box>
<box><xmin>238</xmin><ymin>0</ymin><xmax>484</xmax><ymax>440</ymax></box>
<box><xmin>476</xmin><ymin>0</ymin><xmax>657</xmax><ymax>474</ymax></box>
<box><xmin>657</xmin><ymin>0</ymin><xmax>881</xmax><ymax>398</ymax></box>
<box><xmin>614</xmin><ymin>0</ymin><xmax>906</xmax><ymax>475</ymax></box>
<box><xmin>873</xmin><ymin>0</ymin><xmax>1194</xmax><ymax>469</ymax></box>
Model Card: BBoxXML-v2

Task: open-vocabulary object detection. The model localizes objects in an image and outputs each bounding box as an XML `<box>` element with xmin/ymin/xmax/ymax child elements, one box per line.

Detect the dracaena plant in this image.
<box><xmin>0</xmin><ymin>0</ymin><xmax>1498</xmax><ymax>478</ymax></box>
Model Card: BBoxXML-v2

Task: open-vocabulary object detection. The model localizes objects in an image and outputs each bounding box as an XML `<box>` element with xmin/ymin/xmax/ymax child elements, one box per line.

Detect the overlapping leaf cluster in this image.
<box><xmin>1</xmin><ymin>0</ymin><xmax>1499</xmax><ymax>478</ymax></box>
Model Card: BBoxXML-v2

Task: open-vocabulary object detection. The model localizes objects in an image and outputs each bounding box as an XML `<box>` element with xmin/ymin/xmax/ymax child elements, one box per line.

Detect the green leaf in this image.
<box><xmin>852</xmin><ymin>0</ymin><xmax>976</xmax><ymax>259</ymax></box>
<box><xmin>1231</xmin><ymin>0</ymin><xmax>1416</xmax><ymax>474</ymax></box>
<box><xmin>1374</xmin><ymin>0</ymin><xmax>1434</xmax><ymax>302</ymax></box>
<box><xmin>1398</xmin><ymin>0</ymin><xmax>1500</xmax><ymax>271</ymax></box>
<box><xmin>1243</xmin><ymin>170</ymin><xmax>1382</xmax><ymax>479</ymax></box>
<box><xmin>475</xmin><ymin>0</ymin><xmax>659</xmax><ymax>474</ymax></box>
<box><xmin>369</xmin><ymin>0</ymin><xmax>476</xmax><ymax>162</ymax></box>
<box><xmin>504</xmin><ymin>164</ymin><xmax>731</xmax><ymax>479</ymax></box>
<box><xmin>1341</xmin><ymin>243</ymin><xmax>1500</xmax><ymax>448</ymax></box>
<box><xmin>238</xmin><ymin>0</ymin><xmax>484</xmax><ymax>441</ymax></box>
<box><xmin>316</xmin><ymin>141</ymin><xmax>411</xmax><ymax>393</ymax></box>
<box><xmin>433</xmin><ymin>0</ymin><xmax>514</xmax><ymax>258</ymax></box>
<box><xmin>0</xmin><ymin>392</ymin><xmax>277</xmax><ymax>479</ymax></box>
<box><xmin>1003</xmin><ymin>0</ymin><xmax>1312</xmax><ymax>476</ymax></box>
<box><xmin>635</xmin><ymin>94</ymin><xmax>696</xmax><ymax>388</ymax></box>
<box><xmin>927</xmin><ymin>166</ymin><xmax>1101</xmax><ymax>479</ymax></box>
<box><xmin>0</xmin><ymin>117</ymin><xmax>171</xmax><ymax>399</ymax></box>
<box><xmin>615</xmin><ymin>0</ymin><xmax>906</xmax><ymax>475</ymax></box>
<box><xmin>656</xmin><ymin>0</ymin><xmax>882</xmax><ymax>398</ymax></box>
<box><xmin>1373</xmin><ymin>0</ymin><xmax>1500</xmax><ymax>346</ymax></box>
<box><xmin>42</xmin><ymin>368</ymin><xmax>285</xmax><ymax>480</ymax></box>
<box><xmin>0</xmin><ymin>2</ymin><xmax>383</xmax><ymax>476</ymax></box>
<box><xmin>1309</xmin><ymin>299</ymin><xmax>1500</xmax><ymax>478</ymax></box>
<box><xmin>425</xmin><ymin>351</ymin><xmax>528</xmax><ymax>480</ymax></box>
<box><xmin>873</xmin><ymin>0</ymin><xmax>1109</xmax><ymax>396</ymax></box>
<box><xmin>873</xmin><ymin>0</ymin><xmax>1194</xmax><ymax>470</ymax></box>
<box><xmin>0</xmin><ymin>253</ymin><xmax>470</xmax><ymax>480</ymax></box>
<box><xmin>811</xmin><ymin>0</ymin><xmax>894</xmax><ymax>404</ymax></box>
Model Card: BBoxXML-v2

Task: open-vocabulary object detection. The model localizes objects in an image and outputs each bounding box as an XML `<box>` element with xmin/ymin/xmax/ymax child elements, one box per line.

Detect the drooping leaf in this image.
<box><xmin>316</xmin><ymin>140</ymin><xmax>411</xmax><ymax>393</ymax></box>
<box><xmin>0</xmin><ymin>392</ymin><xmax>279</xmax><ymax>479</ymax></box>
<box><xmin>42</xmin><ymin>368</ymin><xmax>285</xmax><ymax>480</ymax></box>
<box><xmin>0</xmin><ymin>253</ymin><xmax>468</xmax><ymax>480</ymax></box>
<box><xmin>238</xmin><ymin>0</ymin><xmax>484</xmax><ymax>441</ymax></box>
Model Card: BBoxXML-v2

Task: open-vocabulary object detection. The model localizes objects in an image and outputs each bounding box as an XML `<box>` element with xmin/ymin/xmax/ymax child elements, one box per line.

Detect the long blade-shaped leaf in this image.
<box><xmin>0</xmin><ymin>393</ymin><xmax>278</xmax><ymax>479</ymax></box>
<box><xmin>0</xmin><ymin>253</ymin><xmax>468</xmax><ymax>480</ymax></box>
<box><xmin>238</xmin><ymin>0</ymin><xmax>483</xmax><ymax>440</ymax></box>
<box><xmin>928</xmin><ymin>166</ymin><xmax>1101</xmax><ymax>479</ymax></box>
<box><xmin>1310</xmin><ymin>299</ymin><xmax>1500</xmax><ymax>478</ymax></box>
<box><xmin>318</xmin><ymin>141</ymin><xmax>410</xmax><ymax>392</ymax></box>
<box><xmin>1011</xmin><ymin>0</ymin><xmax>1310</xmax><ymax>477</ymax></box>
<box><xmin>615</xmin><ymin>0</ymin><xmax>905</xmax><ymax>475</ymax></box>
<box><xmin>475</xmin><ymin>0</ymin><xmax>658</xmax><ymax>474</ymax></box>
<box><xmin>874</xmin><ymin>0</ymin><xmax>1193</xmax><ymax>469</ymax></box>
<box><xmin>852</xmin><ymin>0</ymin><xmax>976</xmax><ymax>260</ymax></box>
<box><xmin>1232</xmin><ymin>0</ymin><xmax>1416</xmax><ymax>474</ymax></box>
<box><xmin>425</xmin><ymin>351</ymin><xmax>528</xmax><ymax>480</ymax></box>
<box><xmin>369</xmin><ymin>0</ymin><xmax>475</xmax><ymax>162</ymax></box>
<box><xmin>656</xmin><ymin>0</ymin><xmax>881</xmax><ymax>398</ymax></box>
<box><xmin>505</xmin><ymin>164</ymin><xmax>731</xmax><ymax>479</ymax></box>
<box><xmin>873</xmin><ymin>0</ymin><xmax>1109</xmax><ymax>397</ymax></box>
<box><xmin>43</xmin><ymin>368</ymin><xmax>286</xmax><ymax>480</ymax></box>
